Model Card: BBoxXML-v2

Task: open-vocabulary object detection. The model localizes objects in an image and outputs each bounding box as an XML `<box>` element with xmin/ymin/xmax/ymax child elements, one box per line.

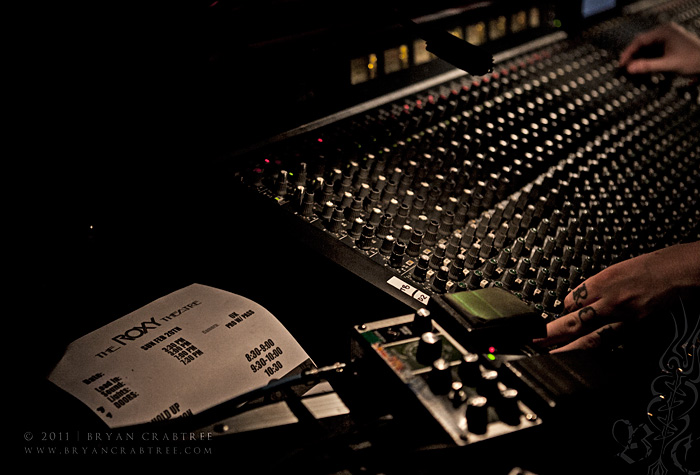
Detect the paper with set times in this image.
<box><xmin>48</xmin><ymin>284</ymin><xmax>312</xmax><ymax>428</ymax></box>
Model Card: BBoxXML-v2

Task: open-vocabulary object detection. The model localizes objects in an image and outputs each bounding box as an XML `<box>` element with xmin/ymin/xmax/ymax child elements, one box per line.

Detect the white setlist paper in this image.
<box><xmin>48</xmin><ymin>284</ymin><xmax>312</xmax><ymax>428</ymax></box>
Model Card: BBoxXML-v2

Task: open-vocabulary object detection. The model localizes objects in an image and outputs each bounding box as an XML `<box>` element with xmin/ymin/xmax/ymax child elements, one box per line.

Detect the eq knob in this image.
<box><xmin>413</xmin><ymin>253</ymin><xmax>430</xmax><ymax>282</ymax></box>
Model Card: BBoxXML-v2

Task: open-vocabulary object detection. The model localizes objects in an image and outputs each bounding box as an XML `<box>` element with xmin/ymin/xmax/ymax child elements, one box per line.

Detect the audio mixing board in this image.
<box><xmin>221</xmin><ymin>0</ymin><xmax>700</xmax><ymax>453</ymax></box>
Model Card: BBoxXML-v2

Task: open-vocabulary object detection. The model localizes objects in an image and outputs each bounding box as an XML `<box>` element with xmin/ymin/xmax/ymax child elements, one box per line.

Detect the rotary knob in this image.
<box><xmin>458</xmin><ymin>352</ymin><xmax>481</xmax><ymax>385</ymax></box>
<box><xmin>477</xmin><ymin>369</ymin><xmax>499</xmax><ymax>397</ymax></box>
<box><xmin>412</xmin><ymin>308</ymin><xmax>433</xmax><ymax>335</ymax></box>
<box><xmin>416</xmin><ymin>332</ymin><xmax>443</xmax><ymax>366</ymax></box>
<box><xmin>466</xmin><ymin>396</ymin><xmax>489</xmax><ymax>434</ymax></box>
<box><xmin>427</xmin><ymin>358</ymin><xmax>453</xmax><ymax>395</ymax></box>
<box><xmin>497</xmin><ymin>388</ymin><xmax>522</xmax><ymax>426</ymax></box>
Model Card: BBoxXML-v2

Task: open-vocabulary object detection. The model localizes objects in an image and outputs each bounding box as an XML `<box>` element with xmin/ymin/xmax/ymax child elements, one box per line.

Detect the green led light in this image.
<box><xmin>487</xmin><ymin>354</ymin><xmax>496</xmax><ymax>361</ymax></box>
<box><xmin>553</xmin><ymin>19</ymin><xmax>562</xmax><ymax>28</ymax></box>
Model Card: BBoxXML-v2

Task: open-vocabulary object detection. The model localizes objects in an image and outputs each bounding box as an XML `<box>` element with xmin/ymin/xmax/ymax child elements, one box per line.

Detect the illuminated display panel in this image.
<box><xmin>582</xmin><ymin>0</ymin><xmax>616</xmax><ymax>18</ymax></box>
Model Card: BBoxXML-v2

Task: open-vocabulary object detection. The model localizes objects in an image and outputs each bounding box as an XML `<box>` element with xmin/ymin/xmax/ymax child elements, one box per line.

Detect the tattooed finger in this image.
<box><xmin>564</xmin><ymin>281</ymin><xmax>597</xmax><ymax>312</ymax></box>
<box><xmin>533</xmin><ymin>304</ymin><xmax>603</xmax><ymax>347</ymax></box>
<box><xmin>572</xmin><ymin>283</ymin><xmax>588</xmax><ymax>307</ymax></box>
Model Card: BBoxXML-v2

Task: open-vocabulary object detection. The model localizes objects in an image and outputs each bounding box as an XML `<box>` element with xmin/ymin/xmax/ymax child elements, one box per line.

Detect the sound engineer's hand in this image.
<box><xmin>534</xmin><ymin>241</ymin><xmax>700</xmax><ymax>352</ymax></box>
<box><xmin>619</xmin><ymin>22</ymin><xmax>700</xmax><ymax>75</ymax></box>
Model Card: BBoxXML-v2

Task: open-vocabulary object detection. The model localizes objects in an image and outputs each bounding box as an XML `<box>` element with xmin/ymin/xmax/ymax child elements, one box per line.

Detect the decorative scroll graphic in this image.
<box><xmin>612</xmin><ymin>298</ymin><xmax>699</xmax><ymax>475</ymax></box>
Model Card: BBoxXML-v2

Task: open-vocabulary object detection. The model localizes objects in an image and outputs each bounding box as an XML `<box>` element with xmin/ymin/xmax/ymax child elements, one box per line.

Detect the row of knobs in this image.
<box><xmin>413</xmin><ymin>309</ymin><xmax>521</xmax><ymax>433</ymax></box>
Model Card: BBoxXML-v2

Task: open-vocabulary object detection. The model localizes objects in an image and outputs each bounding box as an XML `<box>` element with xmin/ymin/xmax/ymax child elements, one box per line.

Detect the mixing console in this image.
<box><xmin>230</xmin><ymin>1</ymin><xmax>700</xmax><ymax>342</ymax></box>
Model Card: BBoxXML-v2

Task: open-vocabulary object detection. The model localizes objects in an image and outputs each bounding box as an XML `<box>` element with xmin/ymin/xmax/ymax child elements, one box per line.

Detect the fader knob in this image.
<box><xmin>416</xmin><ymin>332</ymin><xmax>443</xmax><ymax>366</ymax></box>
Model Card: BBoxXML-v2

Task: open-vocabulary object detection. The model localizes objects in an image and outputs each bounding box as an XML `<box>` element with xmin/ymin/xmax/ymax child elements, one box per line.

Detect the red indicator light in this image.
<box><xmin>489</xmin><ymin>346</ymin><xmax>496</xmax><ymax>353</ymax></box>
<box><xmin>317</xmin><ymin>138</ymin><xmax>323</xmax><ymax>143</ymax></box>
<box><xmin>264</xmin><ymin>159</ymin><xmax>270</xmax><ymax>163</ymax></box>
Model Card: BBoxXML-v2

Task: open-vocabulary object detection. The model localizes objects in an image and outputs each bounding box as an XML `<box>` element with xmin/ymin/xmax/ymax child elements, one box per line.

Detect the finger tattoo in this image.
<box><xmin>577</xmin><ymin>305</ymin><xmax>597</xmax><ymax>325</ymax></box>
<box><xmin>572</xmin><ymin>283</ymin><xmax>588</xmax><ymax>308</ymax></box>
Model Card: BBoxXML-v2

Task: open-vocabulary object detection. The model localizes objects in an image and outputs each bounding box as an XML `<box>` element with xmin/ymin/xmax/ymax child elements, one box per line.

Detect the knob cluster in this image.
<box><xmin>245</xmin><ymin>35</ymin><xmax>700</xmax><ymax>327</ymax></box>
<box><xmin>413</xmin><ymin>325</ymin><xmax>523</xmax><ymax>433</ymax></box>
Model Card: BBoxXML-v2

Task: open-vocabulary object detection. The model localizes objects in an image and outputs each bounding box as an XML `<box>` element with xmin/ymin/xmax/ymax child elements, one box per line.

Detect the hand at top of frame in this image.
<box><xmin>619</xmin><ymin>22</ymin><xmax>700</xmax><ymax>75</ymax></box>
<box><xmin>534</xmin><ymin>241</ymin><xmax>700</xmax><ymax>352</ymax></box>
